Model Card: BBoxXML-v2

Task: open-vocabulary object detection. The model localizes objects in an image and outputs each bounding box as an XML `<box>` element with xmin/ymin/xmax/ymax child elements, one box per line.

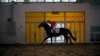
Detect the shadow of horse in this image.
<box><xmin>38</xmin><ymin>21</ymin><xmax>76</xmax><ymax>45</ymax></box>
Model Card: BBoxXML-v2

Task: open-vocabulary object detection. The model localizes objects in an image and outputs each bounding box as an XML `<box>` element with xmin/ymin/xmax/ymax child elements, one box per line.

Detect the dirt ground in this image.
<box><xmin>0</xmin><ymin>44</ymin><xmax>100</xmax><ymax>56</ymax></box>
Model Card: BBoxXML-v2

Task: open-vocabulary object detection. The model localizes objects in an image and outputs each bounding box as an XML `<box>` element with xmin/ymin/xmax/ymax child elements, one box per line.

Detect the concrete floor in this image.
<box><xmin>0</xmin><ymin>44</ymin><xmax>100</xmax><ymax>56</ymax></box>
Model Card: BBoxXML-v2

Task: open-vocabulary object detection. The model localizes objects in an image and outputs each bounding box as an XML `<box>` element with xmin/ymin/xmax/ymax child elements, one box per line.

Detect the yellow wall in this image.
<box><xmin>46</xmin><ymin>12</ymin><xmax>64</xmax><ymax>21</ymax></box>
<box><xmin>66</xmin><ymin>12</ymin><xmax>84</xmax><ymax>21</ymax></box>
<box><xmin>25</xmin><ymin>12</ymin><xmax>44</xmax><ymax>22</ymax></box>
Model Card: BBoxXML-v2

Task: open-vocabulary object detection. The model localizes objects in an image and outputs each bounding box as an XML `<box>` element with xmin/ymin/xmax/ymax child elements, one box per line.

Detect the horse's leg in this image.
<box><xmin>64</xmin><ymin>35</ymin><xmax>73</xmax><ymax>45</ymax></box>
<box><xmin>68</xmin><ymin>29</ymin><xmax>76</xmax><ymax>41</ymax></box>
<box><xmin>51</xmin><ymin>37</ymin><xmax>53</xmax><ymax>45</ymax></box>
<box><xmin>68</xmin><ymin>37</ymin><xmax>73</xmax><ymax>44</ymax></box>
<box><xmin>41</xmin><ymin>37</ymin><xmax>49</xmax><ymax>45</ymax></box>
<box><xmin>63</xmin><ymin>35</ymin><xmax>68</xmax><ymax>45</ymax></box>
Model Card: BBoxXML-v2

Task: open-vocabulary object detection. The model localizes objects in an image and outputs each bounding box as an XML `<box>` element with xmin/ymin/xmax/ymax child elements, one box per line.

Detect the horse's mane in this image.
<box><xmin>43</xmin><ymin>21</ymin><xmax>52</xmax><ymax>29</ymax></box>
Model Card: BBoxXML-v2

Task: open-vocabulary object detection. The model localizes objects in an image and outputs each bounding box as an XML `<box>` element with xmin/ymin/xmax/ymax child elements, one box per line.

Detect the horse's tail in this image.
<box><xmin>67</xmin><ymin>29</ymin><xmax>76</xmax><ymax>41</ymax></box>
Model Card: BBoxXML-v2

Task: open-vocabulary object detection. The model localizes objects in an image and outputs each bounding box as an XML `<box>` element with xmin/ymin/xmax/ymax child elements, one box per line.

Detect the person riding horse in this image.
<box><xmin>38</xmin><ymin>21</ymin><xmax>76</xmax><ymax>45</ymax></box>
<box><xmin>47</xmin><ymin>20</ymin><xmax>56</xmax><ymax>33</ymax></box>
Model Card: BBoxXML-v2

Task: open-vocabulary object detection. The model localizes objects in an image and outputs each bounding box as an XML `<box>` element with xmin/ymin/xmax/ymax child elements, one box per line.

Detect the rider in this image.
<box><xmin>47</xmin><ymin>20</ymin><xmax>56</xmax><ymax>33</ymax></box>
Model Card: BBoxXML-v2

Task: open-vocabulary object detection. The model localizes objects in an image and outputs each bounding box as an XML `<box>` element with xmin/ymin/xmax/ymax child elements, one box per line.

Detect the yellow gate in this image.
<box><xmin>66</xmin><ymin>12</ymin><xmax>85</xmax><ymax>43</ymax></box>
<box><xmin>25</xmin><ymin>12</ymin><xmax>85</xmax><ymax>44</ymax></box>
<box><xmin>25</xmin><ymin>12</ymin><xmax>45</xmax><ymax>44</ymax></box>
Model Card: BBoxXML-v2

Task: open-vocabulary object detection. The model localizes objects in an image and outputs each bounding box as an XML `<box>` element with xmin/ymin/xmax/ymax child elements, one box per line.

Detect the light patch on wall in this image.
<box><xmin>62</xmin><ymin>0</ymin><xmax>76</xmax><ymax>2</ymax></box>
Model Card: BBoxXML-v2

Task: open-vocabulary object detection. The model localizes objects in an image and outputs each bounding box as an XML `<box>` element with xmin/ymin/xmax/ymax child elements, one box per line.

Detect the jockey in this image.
<box><xmin>47</xmin><ymin>20</ymin><xmax>56</xmax><ymax>33</ymax></box>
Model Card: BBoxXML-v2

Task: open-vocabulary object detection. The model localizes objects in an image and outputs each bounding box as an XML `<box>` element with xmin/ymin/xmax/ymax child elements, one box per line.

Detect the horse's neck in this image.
<box><xmin>43</xmin><ymin>23</ymin><xmax>51</xmax><ymax>34</ymax></box>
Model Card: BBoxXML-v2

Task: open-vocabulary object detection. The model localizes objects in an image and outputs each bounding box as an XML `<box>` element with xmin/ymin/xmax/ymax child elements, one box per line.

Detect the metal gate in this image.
<box><xmin>25</xmin><ymin>21</ymin><xmax>45</xmax><ymax>44</ymax></box>
<box><xmin>25</xmin><ymin>12</ymin><xmax>45</xmax><ymax>44</ymax></box>
<box><xmin>66</xmin><ymin>21</ymin><xmax>85</xmax><ymax>43</ymax></box>
<box><xmin>25</xmin><ymin>12</ymin><xmax>85</xmax><ymax>44</ymax></box>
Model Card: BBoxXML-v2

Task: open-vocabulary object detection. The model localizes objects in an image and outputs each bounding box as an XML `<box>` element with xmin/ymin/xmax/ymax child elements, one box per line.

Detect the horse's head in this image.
<box><xmin>38</xmin><ymin>21</ymin><xmax>45</xmax><ymax>28</ymax></box>
<box><xmin>38</xmin><ymin>21</ymin><xmax>51</xmax><ymax>29</ymax></box>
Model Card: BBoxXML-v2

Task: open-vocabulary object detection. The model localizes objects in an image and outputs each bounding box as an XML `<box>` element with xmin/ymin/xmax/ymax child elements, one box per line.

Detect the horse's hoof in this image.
<box><xmin>41</xmin><ymin>44</ymin><xmax>45</xmax><ymax>46</ymax></box>
<box><xmin>41</xmin><ymin>43</ymin><xmax>44</xmax><ymax>45</ymax></box>
<box><xmin>64</xmin><ymin>43</ymin><xmax>67</xmax><ymax>45</ymax></box>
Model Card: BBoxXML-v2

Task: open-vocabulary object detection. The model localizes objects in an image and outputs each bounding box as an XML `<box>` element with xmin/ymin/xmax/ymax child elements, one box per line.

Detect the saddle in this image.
<box><xmin>51</xmin><ymin>28</ymin><xmax>60</xmax><ymax>33</ymax></box>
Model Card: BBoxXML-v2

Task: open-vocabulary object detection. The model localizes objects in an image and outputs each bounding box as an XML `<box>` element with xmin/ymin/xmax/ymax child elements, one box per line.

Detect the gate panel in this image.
<box><xmin>66</xmin><ymin>12</ymin><xmax>85</xmax><ymax>43</ymax></box>
<box><xmin>35</xmin><ymin>22</ymin><xmax>44</xmax><ymax>44</ymax></box>
<box><xmin>25</xmin><ymin>23</ymin><xmax>34</xmax><ymax>44</ymax></box>
<box><xmin>25</xmin><ymin>12</ymin><xmax>85</xmax><ymax>44</ymax></box>
<box><xmin>25</xmin><ymin>12</ymin><xmax>45</xmax><ymax>44</ymax></box>
<box><xmin>66</xmin><ymin>21</ymin><xmax>85</xmax><ymax>43</ymax></box>
<box><xmin>66</xmin><ymin>22</ymin><xmax>75</xmax><ymax>43</ymax></box>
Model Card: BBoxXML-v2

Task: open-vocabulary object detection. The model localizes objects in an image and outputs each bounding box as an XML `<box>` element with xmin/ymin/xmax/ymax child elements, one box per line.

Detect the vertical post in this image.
<box><xmin>74</xmin><ymin>21</ymin><xmax>76</xmax><ymax>43</ymax></box>
<box><xmin>64</xmin><ymin>12</ymin><xmax>66</xmax><ymax>28</ymax></box>
<box><xmin>79</xmin><ymin>22</ymin><xmax>81</xmax><ymax>43</ymax></box>
<box><xmin>44</xmin><ymin>12</ymin><xmax>47</xmax><ymax>43</ymax></box>
<box><xmin>9</xmin><ymin>1</ymin><xmax>15</xmax><ymax>22</ymax></box>
<box><xmin>29</xmin><ymin>23</ymin><xmax>32</xmax><ymax>43</ymax></box>
<box><xmin>7</xmin><ymin>1</ymin><xmax>16</xmax><ymax>36</ymax></box>
<box><xmin>83</xmin><ymin>21</ymin><xmax>85</xmax><ymax>43</ymax></box>
<box><xmin>64</xmin><ymin>12</ymin><xmax>66</xmax><ymax>43</ymax></box>
<box><xmin>34</xmin><ymin>21</ymin><xmax>37</xmax><ymax>44</ymax></box>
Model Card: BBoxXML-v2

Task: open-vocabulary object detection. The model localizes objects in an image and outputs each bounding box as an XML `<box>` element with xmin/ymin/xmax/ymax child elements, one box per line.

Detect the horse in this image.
<box><xmin>38</xmin><ymin>21</ymin><xmax>76</xmax><ymax>45</ymax></box>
